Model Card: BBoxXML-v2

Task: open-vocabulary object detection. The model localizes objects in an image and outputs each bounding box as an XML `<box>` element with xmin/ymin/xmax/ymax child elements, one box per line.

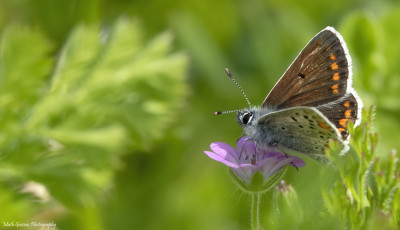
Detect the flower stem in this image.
<box><xmin>251</xmin><ymin>192</ymin><xmax>261</xmax><ymax>230</ymax></box>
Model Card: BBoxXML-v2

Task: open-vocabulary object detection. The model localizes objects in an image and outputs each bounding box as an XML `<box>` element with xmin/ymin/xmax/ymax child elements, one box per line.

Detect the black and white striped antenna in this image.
<box><xmin>214</xmin><ymin>68</ymin><xmax>251</xmax><ymax>115</ymax></box>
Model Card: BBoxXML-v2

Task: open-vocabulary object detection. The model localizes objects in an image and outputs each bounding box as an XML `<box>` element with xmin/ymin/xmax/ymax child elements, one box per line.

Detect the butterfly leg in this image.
<box><xmin>237</xmin><ymin>132</ymin><xmax>247</xmax><ymax>160</ymax></box>
<box><xmin>238</xmin><ymin>137</ymin><xmax>253</xmax><ymax>160</ymax></box>
<box><xmin>239</xmin><ymin>140</ymin><xmax>245</xmax><ymax>160</ymax></box>
<box><xmin>237</xmin><ymin>137</ymin><xmax>258</xmax><ymax>165</ymax></box>
<box><xmin>270</xmin><ymin>140</ymin><xmax>298</xmax><ymax>170</ymax></box>
<box><xmin>252</xmin><ymin>141</ymin><xmax>259</xmax><ymax>165</ymax></box>
<box><xmin>283</xmin><ymin>152</ymin><xmax>298</xmax><ymax>171</ymax></box>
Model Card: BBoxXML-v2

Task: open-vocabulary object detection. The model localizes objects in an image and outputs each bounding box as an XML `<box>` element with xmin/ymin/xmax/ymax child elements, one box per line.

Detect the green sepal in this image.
<box><xmin>229</xmin><ymin>166</ymin><xmax>287</xmax><ymax>194</ymax></box>
<box><xmin>249</xmin><ymin>171</ymin><xmax>265</xmax><ymax>192</ymax></box>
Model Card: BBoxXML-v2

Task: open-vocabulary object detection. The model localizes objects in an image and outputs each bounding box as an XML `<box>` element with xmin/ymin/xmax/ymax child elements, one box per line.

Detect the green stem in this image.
<box><xmin>251</xmin><ymin>192</ymin><xmax>261</xmax><ymax>230</ymax></box>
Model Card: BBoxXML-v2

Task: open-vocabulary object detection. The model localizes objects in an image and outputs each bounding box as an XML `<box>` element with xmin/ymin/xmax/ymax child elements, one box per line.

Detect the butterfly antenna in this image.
<box><xmin>213</xmin><ymin>109</ymin><xmax>240</xmax><ymax>115</ymax></box>
<box><xmin>213</xmin><ymin>69</ymin><xmax>251</xmax><ymax>115</ymax></box>
<box><xmin>225</xmin><ymin>68</ymin><xmax>251</xmax><ymax>107</ymax></box>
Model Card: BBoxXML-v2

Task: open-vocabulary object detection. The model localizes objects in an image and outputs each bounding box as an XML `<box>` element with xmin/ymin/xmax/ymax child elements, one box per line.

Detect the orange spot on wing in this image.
<box><xmin>338</xmin><ymin>128</ymin><xmax>345</xmax><ymax>133</ymax></box>
<box><xmin>343</xmin><ymin>101</ymin><xmax>350</xmax><ymax>107</ymax></box>
<box><xmin>330</xmin><ymin>53</ymin><xmax>336</xmax><ymax>60</ymax></box>
<box><xmin>345</xmin><ymin>110</ymin><xmax>351</xmax><ymax>118</ymax></box>
<box><xmin>332</xmin><ymin>73</ymin><xmax>340</xmax><ymax>81</ymax></box>
<box><xmin>331</xmin><ymin>62</ymin><xmax>339</xmax><ymax>70</ymax></box>
<box><xmin>318</xmin><ymin>120</ymin><xmax>331</xmax><ymax>131</ymax></box>
<box><xmin>339</xmin><ymin>118</ymin><xmax>348</xmax><ymax>128</ymax></box>
<box><xmin>331</xmin><ymin>84</ymin><xmax>339</xmax><ymax>94</ymax></box>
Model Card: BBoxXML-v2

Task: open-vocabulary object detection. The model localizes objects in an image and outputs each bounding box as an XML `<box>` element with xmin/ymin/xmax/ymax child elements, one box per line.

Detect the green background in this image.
<box><xmin>0</xmin><ymin>0</ymin><xmax>399</xmax><ymax>229</ymax></box>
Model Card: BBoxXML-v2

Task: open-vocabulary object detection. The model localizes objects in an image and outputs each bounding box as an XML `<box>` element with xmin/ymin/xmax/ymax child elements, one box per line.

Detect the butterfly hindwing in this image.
<box><xmin>316</xmin><ymin>93</ymin><xmax>361</xmax><ymax>140</ymax></box>
<box><xmin>256</xmin><ymin>107</ymin><xmax>345</xmax><ymax>160</ymax></box>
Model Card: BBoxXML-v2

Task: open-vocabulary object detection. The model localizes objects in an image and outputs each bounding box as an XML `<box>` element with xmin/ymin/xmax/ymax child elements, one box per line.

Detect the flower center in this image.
<box><xmin>244</xmin><ymin>152</ymin><xmax>257</xmax><ymax>165</ymax></box>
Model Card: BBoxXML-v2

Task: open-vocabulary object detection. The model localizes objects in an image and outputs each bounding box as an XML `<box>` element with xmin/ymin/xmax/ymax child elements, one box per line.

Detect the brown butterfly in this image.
<box><xmin>216</xmin><ymin>27</ymin><xmax>363</xmax><ymax>163</ymax></box>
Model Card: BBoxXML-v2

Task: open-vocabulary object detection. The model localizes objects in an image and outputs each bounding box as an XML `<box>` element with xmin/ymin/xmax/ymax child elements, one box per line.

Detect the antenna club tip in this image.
<box><xmin>214</xmin><ymin>111</ymin><xmax>222</xmax><ymax>115</ymax></box>
<box><xmin>224</xmin><ymin>68</ymin><xmax>232</xmax><ymax>77</ymax></box>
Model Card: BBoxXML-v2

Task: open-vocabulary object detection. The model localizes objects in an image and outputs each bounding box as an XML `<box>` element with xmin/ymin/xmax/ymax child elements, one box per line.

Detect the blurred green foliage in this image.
<box><xmin>1</xmin><ymin>0</ymin><xmax>400</xmax><ymax>229</ymax></box>
<box><xmin>323</xmin><ymin>106</ymin><xmax>400</xmax><ymax>229</ymax></box>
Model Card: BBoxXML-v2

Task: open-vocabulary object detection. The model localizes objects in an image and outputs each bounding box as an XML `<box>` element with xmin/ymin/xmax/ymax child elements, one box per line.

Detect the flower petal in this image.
<box><xmin>261</xmin><ymin>151</ymin><xmax>306</xmax><ymax>169</ymax></box>
<box><xmin>206</xmin><ymin>141</ymin><xmax>241</xmax><ymax>166</ymax></box>
<box><xmin>236</xmin><ymin>137</ymin><xmax>259</xmax><ymax>164</ymax></box>
<box><xmin>290</xmin><ymin>156</ymin><xmax>306</xmax><ymax>168</ymax></box>
<box><xmin>260</xmin><ymin>156</ymin><xmax>296</xmax><ymax>180</ymax></box>
<box><xmin>236</xmin><ymin>137</ymin><xmax>246</xmax><ymax>151</ymax></box>
<box><xmin>257</xmin><ymin>156</ymin><xmax>282</xmax><ymax>179</ymax></box>
<box><xmin>232</xmin><ymin>164</ymin><xmax>257</xmax><ymax>185</ymax></box>
<box><xmin>210</xmin><ymin>142</ymin><xmax>237</xmax><ymax>156</ymax></box>
<box><xmin>204</xmin><ymin>137</ymin><xmax>306</xmax><ymax>187</ymax></box>
<box><xmin>203</xmin><ymin>151</ymin><xmax>239</xmax><ymax>168</ymax></box>
<box><xmin>236</xmin><ymin>137</ymin><xmax>255</xmax><ymax>154</ymax></box>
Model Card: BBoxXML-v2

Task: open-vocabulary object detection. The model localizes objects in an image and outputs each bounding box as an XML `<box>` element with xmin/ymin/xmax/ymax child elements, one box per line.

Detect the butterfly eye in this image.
<box><xmin>242</xmin><ymin>112</ymin><xmax>253</xmax><ymax>124</ymax></box>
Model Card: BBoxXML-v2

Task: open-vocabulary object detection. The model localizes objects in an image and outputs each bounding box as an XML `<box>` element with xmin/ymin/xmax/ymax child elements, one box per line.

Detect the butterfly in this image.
<box><xmin>216</xmin><ymin>27</ymin><xmax>363</xmax><ymax>163</ymax></box>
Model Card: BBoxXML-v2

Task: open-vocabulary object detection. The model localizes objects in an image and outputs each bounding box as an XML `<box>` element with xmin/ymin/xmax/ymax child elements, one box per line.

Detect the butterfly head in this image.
<box><xmin>237</xmin><ymin>109</ymin><xmax>256</xmax><ymax>127</ymax></box>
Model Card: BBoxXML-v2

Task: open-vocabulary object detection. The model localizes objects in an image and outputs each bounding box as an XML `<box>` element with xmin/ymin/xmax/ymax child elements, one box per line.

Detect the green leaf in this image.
<box><xmin>0</xmin><ymin>26</ymin><xmax>54</xmax><ymax>107</ymax></box>
<box><xmin>28</xmin><ymin>18</ymin><xmax>188</xmax><ymax>150</ymax></box>
<box><xmin>340</xmin><ymin>12</ymin><xmax>383</xmax><ymax>94</ymax></box>
<box><xmin>0</xmin><ymin>17</ymin><xmax>188</xmax><ymax>211</ymax></box>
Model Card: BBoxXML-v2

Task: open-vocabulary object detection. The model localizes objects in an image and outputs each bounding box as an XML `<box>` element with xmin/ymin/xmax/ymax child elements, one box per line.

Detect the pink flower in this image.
<box><xmin>204</xmin><ymin>137</ymin><xmax>305</xmax><ymax>186</ymax></box>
